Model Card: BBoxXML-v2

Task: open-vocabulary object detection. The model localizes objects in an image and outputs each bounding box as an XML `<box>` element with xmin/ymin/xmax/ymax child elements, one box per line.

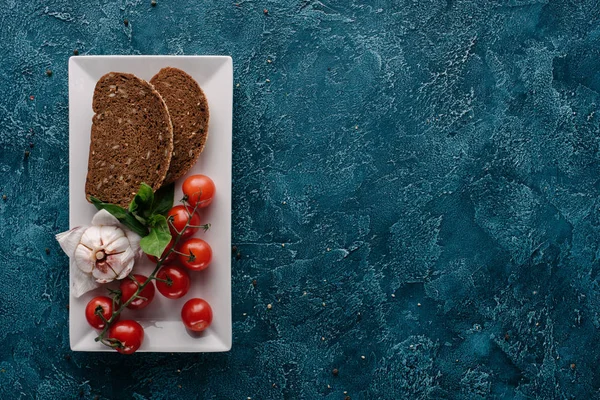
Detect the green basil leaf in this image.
<box><xmin>90</xmin><ymin>196</ymin><xmax>148</xmax><ymax>237</ymax></box>
<box><xmin>128</xmin><ymin>183</ymin><xmax>154</xmax><ymax>216</ymax></box>
<box><xmin>139</xmin><ymin>214</ymin><xmax>172</xmax><ymax>257</ymax></box>
<box><xmin>90</xmin><ymin>196</ymin><xmax>127</xmax><ymax>218</ymax></box>
<box><xmin>151</xmin><ymin>183</ymin><xmax>175</xmax><ymax>216</ymax></box>
<box><xmin>121</xmin><ymin>214</ymin><xmax>149</xmax><ymax>237</ymax></box>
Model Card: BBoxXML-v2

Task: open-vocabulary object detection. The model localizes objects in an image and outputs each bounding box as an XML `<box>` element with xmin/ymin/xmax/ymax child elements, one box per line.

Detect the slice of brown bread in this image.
<box><xmin>150</xmin><ymin>67</ymin><xmax>209</xmax><ymax>184</ymax></box>
<box><xmin>85</xmin><ymin>72</ymin><xmax>174</xmax><ymax>207</ymax></box>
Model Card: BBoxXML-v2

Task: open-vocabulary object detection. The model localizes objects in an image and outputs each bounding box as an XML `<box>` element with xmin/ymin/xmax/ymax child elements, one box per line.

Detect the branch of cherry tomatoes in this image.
<box><xmin>85</xmin><ymin>175</ymin><xmax>216</xmax><ymax>354</ymax></box>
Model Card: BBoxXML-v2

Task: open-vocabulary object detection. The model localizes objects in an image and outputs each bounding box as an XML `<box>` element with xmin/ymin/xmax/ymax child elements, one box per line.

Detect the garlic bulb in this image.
<box><xmin>56</xmin><ymin>210</ymin><xmax>142</xmax><ymax>297</ymax></box>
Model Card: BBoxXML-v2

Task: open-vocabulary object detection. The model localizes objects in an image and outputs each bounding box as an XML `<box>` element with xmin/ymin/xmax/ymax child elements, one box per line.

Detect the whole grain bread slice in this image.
<box><xmin>85</xmin><ymin>72</ymin><xmax>174</xmax><ymax>207</ymax></box>
<box><xmin>150</xmin><ymin>67</ymin><xmax>209</xmax><ymax>184</ymax></box>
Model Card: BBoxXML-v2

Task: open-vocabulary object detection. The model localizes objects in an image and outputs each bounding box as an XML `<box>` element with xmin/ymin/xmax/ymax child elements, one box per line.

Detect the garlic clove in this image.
<box><xmin>116</xmin><ymin>258</ymin><xmax>135</xmax><ymax>280</ymax></box>
<box><xmin>124</xmin><ymin>229</ymin><xmax>143</xmax><ymax>259</ymax></box>
<box><xmin>55</xmin><ymin>227</ymin><xmax>86</xmax><ymax>256</ymax></box>
<box><xmin>80</xmin><ymin>226</ymin><xmax>103</xmax><ymax>250</ymax></box>
<box><xmin>103</xmin><ymin>234</ymin><xmax>130</xmax><ymax>255</ymax></box>
<box><xmin>91</xmin><ymin>209</ymin><xmax>120</xmax><ymax>227</ymax></box>
<box><xmin>74</xmin><ymin>244</ymin><xmax>95</xmax><ymax>273</ymax></box>
<box><xmin>92</xmin><ymin>256</ymin><xmax>120</xmax><ymax>282</ymax></box>
<box><xmin>115</xmin><ymin>247</ymin><xmax>136</xmax><ymax>280</ymax></box>
<box><xmin>108</xmin><ymin>253</ymin><xmax>129</xmax><ymax>276</ymax></box>
<box><xmin>100</xmin><ymin>225</ymin><xmax>126</xmax><ymax>249</ymax></box>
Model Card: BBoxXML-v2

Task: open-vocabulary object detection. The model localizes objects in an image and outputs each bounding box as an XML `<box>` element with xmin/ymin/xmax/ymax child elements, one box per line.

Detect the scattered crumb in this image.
<box><xmin>267</xmin><ymin>304</ymin><xmax>272</xmax><ymax>310</ymax></box>
<box><xmin>46</xmin><ymin>69</ymin><xmax>52</xmax><ymax>77</ymax></box>
<box><xmin>73</xmin><ymin>49</ymin><xmax>79</xmax><ymax>55</ymax></box>
<box><xmin>124</xmin><ymin>19</ymin><xmax>129</xmax><ymax>26</ymax></box>
<box><xmin>263</xmin><ymin>9</ymin><xmax>268</xmax><ymax>14</ymax></box>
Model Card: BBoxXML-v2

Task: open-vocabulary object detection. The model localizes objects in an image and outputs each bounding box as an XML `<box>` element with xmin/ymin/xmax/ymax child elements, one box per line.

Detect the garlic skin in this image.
<box><xmin>56</xmin><ymin>210</ymin><xmax>142</xmax><ymax>297</ymax></box>
<box><xmin>73</xmin><ymin>225</ymin><xmax>134</xmax><ymax>283</ymax></box>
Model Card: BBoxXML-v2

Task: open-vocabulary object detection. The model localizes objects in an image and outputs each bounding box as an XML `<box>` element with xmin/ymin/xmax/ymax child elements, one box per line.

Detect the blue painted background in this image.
<box><xmin>1</xmin><ymin>0</ymin><xmax>600</xmax><ymax>398</ymax></box>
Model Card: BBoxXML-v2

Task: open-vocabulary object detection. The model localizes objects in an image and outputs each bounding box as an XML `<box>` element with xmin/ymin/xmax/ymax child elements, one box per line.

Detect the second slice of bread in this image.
<box><xmin>150</xmin><ymin>67</ymin><xmax>210</xmax><ymax>184</ymax></box>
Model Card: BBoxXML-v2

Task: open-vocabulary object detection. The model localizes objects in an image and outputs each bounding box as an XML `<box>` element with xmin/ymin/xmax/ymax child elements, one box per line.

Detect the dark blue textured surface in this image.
<box><xmin>1</xmin><ymin>0</ymin><xmax>600</xmax><ymax>398</ymax></box>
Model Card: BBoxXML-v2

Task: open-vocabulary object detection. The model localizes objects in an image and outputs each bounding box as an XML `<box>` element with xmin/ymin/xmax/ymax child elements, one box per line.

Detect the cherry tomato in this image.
<box><xmin>119</xmin><ymin>274</ymin><xmax>155</xmax><ymax>310</ymax></box>
<box><xmin>156</xmin><ymin>265</ymin><xmax>191</xmax><ymax>299</ymax></box>
<box><xmin>107</xmin><ymin>320</ymin><xmax>144</xmax><ymax>354</ymax></box>
<box><xmin>146</xmin><ymin>238</ymin><xmax>178</xmax><ymax>264</ymax></box>
<box><xmin>167</xmin><ymin>205</ymin><xmax>201</xmax><ymax>239</ymax></box>
<box><xmin>182</xmin><ymin>174</ymin><xmax>215</xmax><ymax>208</ymax></box>
<box><xmin>181</xmin><ymin>298</ymin><xmax>213</xmax><ymax>332</ymax></box>
<box><xmin>85</xmin><ymin>296</ymin><xmax>118</xmax><ymax>330</ymax></box>
<box><xmin>178</xmin><ymin>238</ymin><xmax>212</xmax><ymax>271</ymax></box>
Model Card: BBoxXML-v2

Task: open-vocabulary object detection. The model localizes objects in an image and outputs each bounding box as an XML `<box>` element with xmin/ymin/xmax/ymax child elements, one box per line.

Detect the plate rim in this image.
<box><xmin>67</xmin><ymin>54</ymin><xmax>233</xmax><ymax>353</ymax></box>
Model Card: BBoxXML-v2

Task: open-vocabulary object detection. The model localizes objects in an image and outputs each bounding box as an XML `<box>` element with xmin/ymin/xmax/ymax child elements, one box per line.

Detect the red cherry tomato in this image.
<box><xmin>178</xmin><ymin>238</ymin><xmax>212</xmax><ymax>271</ymax></box>
<box><xmin>85</xmin><ymin>296</ymin><xmax>118</xmax><ymax>330</ymax></box>
<box><xmin>167</xmin><ymin>205</ymin><xmax>201</xmax><ymax>239</ymax></box>
<box><xmin>156</xmin><ymin>265</ymin><xmax>191</xmax><ymax>299</ymax></box>
<box><xmin>146</xmin><ymin>238</ymin><xmax>178</xmax><ymax>264</ymax></box>
<box><xmin>182</xmin><ymin>174</ymin><xmax>215</xmax><ymax>208</ymax></box>
<box><xmin>107</xmin><ymin>320</ymin><xmax>144</xmax><ymax>354</ymax></box>
<box><xmin>181</xmin><ymin>298</ymin><xmax>213</xmax><ymax>332</ymax></box>
<box><xmin>119</xmin><ymin>274</ymin><xmax>155</xmax><ymax>310</ymax></box>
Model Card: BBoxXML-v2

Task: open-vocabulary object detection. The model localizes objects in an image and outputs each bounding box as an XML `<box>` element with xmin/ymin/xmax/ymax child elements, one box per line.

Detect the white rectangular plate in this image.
<box><xmin>68</xmin><ymin>55</ymin><xmax>232</xmax><ymax>352</ymax></box>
